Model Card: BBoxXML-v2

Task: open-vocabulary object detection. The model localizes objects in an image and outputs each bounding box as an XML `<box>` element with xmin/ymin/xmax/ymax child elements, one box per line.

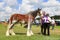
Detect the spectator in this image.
<box><xmin>51</xmin><ymin>17</ymin><xmax>56</xmax><ymax>30</ymax></box>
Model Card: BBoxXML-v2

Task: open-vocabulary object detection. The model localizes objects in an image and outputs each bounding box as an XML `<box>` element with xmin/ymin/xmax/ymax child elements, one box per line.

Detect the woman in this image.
<box><xmin>40</xmin><ymin>11</ymin><xmax>46</xmax><ymax>34</ymax></box>
<box><xmin>42</xmin><ymin>14</ymin><xmax>51</xmax><ymax>36</ymax></box>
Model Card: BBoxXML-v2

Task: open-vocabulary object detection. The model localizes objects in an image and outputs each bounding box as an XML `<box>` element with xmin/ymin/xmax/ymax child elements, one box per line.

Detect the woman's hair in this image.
<box><xmin>46</xmin><ymin>14</ymin><xmax>49</xmax><ymax>16</ymax></box>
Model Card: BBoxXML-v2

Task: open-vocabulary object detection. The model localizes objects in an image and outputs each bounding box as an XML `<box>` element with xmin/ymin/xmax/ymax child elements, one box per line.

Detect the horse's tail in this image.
<box><xmin>8</xmin><ymin>15</ymin><xmax>14</xmax><ymax>24</ymax></box>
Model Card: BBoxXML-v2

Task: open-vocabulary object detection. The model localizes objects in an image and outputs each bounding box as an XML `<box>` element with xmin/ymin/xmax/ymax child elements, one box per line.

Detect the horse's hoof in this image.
<box><xmin>27</xmin><ymin>33</ymin><xmax>31</xmax><ymax>36</ymax></box>
<box><xmin>27</xmin><ymin>34</ymin><xmax>31</xmax><ymax>36</ymax></box>
<box><xmin>31</xmin><ymin>33</ymin><xmax>34</xmax><ymax>35</ymax></box>
<box><xmin>6</xmin><ymin>33</ymin><xmax>10</xmax><ymax>36</ymax></box>
<box><xmin>6</xmin><ymin>34</ymin><xmax>10</xmax><ymax>36</ymax></box>
<box><xmin>11</xmin><ymin>33</ymin><xmax>16</xmax><ymax>36</ymax></box>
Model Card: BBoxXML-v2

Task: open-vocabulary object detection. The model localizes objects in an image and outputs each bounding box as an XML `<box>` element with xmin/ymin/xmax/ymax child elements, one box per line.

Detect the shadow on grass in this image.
<box><xmin>37</xmin><ymin>33</ymin><xmax>41</xmax><ymax>34</ymax></box>
<box><xmin>15</xmin><ymin>33</ymin><xmax>26</xmax><ymax>35</ymax></box>
<box><xmin>15</xmin><ymin>32</ymin><xmax>41</xmax><ymax>35</ymax></box>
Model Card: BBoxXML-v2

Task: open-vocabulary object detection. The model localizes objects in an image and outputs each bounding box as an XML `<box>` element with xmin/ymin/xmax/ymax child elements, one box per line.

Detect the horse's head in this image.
<box><xmin>30</xmin><ymin>8</ymin><xmax>42</xmax><ymax>18</ymax></box>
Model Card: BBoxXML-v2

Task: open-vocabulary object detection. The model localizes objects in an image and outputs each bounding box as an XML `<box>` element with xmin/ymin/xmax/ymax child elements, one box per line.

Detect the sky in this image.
<box><xmin>0</xmin><ymin>0</ymin><xmax>60</xmax><ymax>21</ymax></box>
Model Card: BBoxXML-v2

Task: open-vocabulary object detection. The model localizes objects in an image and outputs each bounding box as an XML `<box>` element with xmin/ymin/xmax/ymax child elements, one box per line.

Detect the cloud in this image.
<box><xmin>0</xmin><ymin>0</ymin><xmax>60</xmax><ymax>21</ymax></box>
<box><xmin>19</xmin><ymin>0</ymin><xmax>42</xmax><ymax>13</ymax></box>
<box><xmin>42</xmin><ymin>0</ymin><xmax>60</xmax><ymax>6</ymax></box>
<box><xmin>42</xmin><ymin>7</ymin><xmax>55</xmax><ymax>16</ymax></box>
<box><xmin>41</xmin><ymin>0</ymin><xmax>60</xmax><ymax>16</ymax></box>
<box><xmin>0</xmin><ymin>2</ymin><xmax>4</xmax><ymax>8</ymax></box>
<box><xmin>42</xmin><ymin>7</ymin><xmax>60</xmax><ymax>16</ymax></box>
<box><xmin>5</xmin><ymin>6</ymin><xmax>19</xmax><ymax>16</ymax></box>
<box><xmin>30</xmin><ymin>0</ymin><xmax>39</xmax><ymax>3</ymax></box>
<box><xmin>0</xmin><ymin>2</ymin><xmax>5</xmax><ymax>11</ymax></box>
<box><xmin>0</xmin><ymin>12</ymin><xmax>5</xmax><ymax>21</ymax></box>
<box><xmin>19</xmin><ymin>4</ymin><xmax>34</xmax><ymax>13</ymax></box>
<box><xmin>4</xmin><ymin>0</ymin><xmax>18</xmax><ymax>6</ymax></box>
<box><xmin>19</xmin><ymin>0</ymin><xmax>33</xmax><ymax>13</ymax></box>
<box><xmin>0</xmin><ymin>0</ymin><xmax>40</xmax><ymax>21</ymax></box>
<box><xmin>0</xmin><ymin>6</ymin><xmax>19</xmax><ymax>21</ymax></box>
<box><xmin>5</xmin><ymin>6</ymin><xmax>12</xmax><ymax>13</ymax></box>
<box><xmin>0</xmin><ymin>0</ymin><xmax>20</xmax><ymax>21</ymax></box>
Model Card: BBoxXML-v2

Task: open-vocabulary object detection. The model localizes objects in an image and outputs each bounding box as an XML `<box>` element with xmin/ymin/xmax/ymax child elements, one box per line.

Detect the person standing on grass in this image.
<box><xmin>42</xmin><ymin>14</ymin><xmax>51</xmax><ymax>36</ymax></box>
<box><xmin>40</xmin><ymin>11</ymin><xmax>46</xmax><ymax>34</ymax></box>
<box><xmin>51</xmin><ymin>17</ymin><xmax>56</xmax><ymax>30</ymax></box>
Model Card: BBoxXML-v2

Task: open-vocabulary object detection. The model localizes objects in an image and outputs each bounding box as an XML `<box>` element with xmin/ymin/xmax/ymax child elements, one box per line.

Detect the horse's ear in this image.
<box><xmin>38</xmin><ymin>8</ymin><xmax>40</xmax><ymax>10</ymax></box>
<box><xmin>38</xmin><ymin>8</ymin><xmax>41</xmax><ymax>11</ymax></box>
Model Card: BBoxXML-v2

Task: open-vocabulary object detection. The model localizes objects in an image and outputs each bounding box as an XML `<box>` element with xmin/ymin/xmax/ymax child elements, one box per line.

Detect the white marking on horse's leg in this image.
<box><xmin>27</xmin><ymin>23</ymin><xmax>31</xmax><ymax>36</ymax></box>
<box><xmin>30</xmin><ymin>30</ymin><xmax>34</xmax><ymax>35</ymax></box>
<box><xmin>6</xmin><ymin>24</ymin><xmax>12</xmax><ymax>36</ymax></box>
<box><xmin>27</xmin><ymin>24</ymin><xmax>31</xmax><ymax>36</ymax></box>
<box><xmin>9</xmin><ymin>20</ymin><xmax>17</xmax><ymax>36</ymax></box>
<box><xmin>27</xmin><ymin>30</ymin><xmax>31</xmax><ymax>36</ymax></box>
<box><xmin>6</xmin><ymin>29</ymin><xmax>10</xmax><ymax>36</ymax></box>
<box><xmin>10</xmin><ymin>29</ymin><xmax>15</xmax><ymax>35</ymax></box>
<box><xmin>27</xmin><ymin>15</ymin><xmax>31</xmax><ymax>36</ymax></box>
<box><xmin>6</xmin><ymin>21</ymin><xmax>14</xmax><ymax>36</ymax></box>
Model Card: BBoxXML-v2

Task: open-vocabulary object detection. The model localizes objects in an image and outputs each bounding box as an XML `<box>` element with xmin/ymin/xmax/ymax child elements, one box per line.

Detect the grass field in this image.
<box><xmin>0</xmin><ymin>23</ymin><xmax>60</xmax><ymax>40</ymax></box>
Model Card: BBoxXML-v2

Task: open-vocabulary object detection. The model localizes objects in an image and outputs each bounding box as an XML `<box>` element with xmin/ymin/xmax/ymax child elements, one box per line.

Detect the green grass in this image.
<box><xmin>0</xmin><ymin>24</ymin><xmax>60</xmax><ymax>40</ymax></box>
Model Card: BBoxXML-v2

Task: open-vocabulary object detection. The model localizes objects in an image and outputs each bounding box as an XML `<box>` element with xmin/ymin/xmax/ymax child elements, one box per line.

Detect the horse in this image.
<box><xmin>6</xmin><ymin>8</ymin><xmax>41</xmax><ymax>36</ymax></box>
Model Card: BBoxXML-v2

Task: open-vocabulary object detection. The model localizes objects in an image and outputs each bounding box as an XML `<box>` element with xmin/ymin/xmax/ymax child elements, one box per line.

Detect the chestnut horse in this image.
<box><xmin>6</xmin><ymin>8</ymin><xmax>41</xmax><ymax>36</ymax></box>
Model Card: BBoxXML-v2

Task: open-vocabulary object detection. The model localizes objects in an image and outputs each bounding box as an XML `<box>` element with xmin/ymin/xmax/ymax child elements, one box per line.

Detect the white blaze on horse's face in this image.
<box><xmin>40</xmin><ymin>10</ymin><xmax>44</xmax><ymax>17</ymax></box>
<box><xmin>40</xmin><ymin>10</ymin><xmax>43</xmax><ymax>15</ymax></box>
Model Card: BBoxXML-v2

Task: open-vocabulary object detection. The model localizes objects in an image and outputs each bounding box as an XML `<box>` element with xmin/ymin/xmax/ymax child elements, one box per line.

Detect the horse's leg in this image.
<box><xmin>30</xmin><ymin>24</ymin><xmax>33</xmax><ymax>35</ymax></box>
<box><xmin>6</xmin><ymin>23</ymin><xmax>10</xmax><ymax>36</ymax></box>
<box><xmin>9</xmin><ymin>20</ymin><xmax>17</xmax><ymax>35</ymax></box>
<box><xmin>10</xmin><ymin>28</ymin><xmax>15</xmax><ymax>36</ymax></box>
<box><xmin>27</xmin><ymin>21</ymin><xmax>31</xmax><ymax>36</ymax></box>
<box><xmin>27</xmin><ymin>14</ymin><xmax>34</xmax><ymax>36</ymax></box>
<box><xmin>27</xmin><ymin>22</ymin><xmax>31</xmax><ymax>36</ymax></box>
<box><xmin>19</xmin><ymin>22</ymin><xmax>22</xmax><ymax>26</ymax></box>
<box><xmin>30</xmin><ymin>30</ymin><xmax>33</xmax><ymax>35</ymax></box>
<box><xmin>6</xmin><ymin>23</ymin><xmax>14</xmax><ymax>36</ymax></box>
<box><xmin>6</xmin><ymin>20</ymin><xmax>16</xmax><ymax>36</ymax></box>
<box><xmin>27</xmin><ymin>20</ymin><xmax>33</xmax><ymax>36</ymax></box>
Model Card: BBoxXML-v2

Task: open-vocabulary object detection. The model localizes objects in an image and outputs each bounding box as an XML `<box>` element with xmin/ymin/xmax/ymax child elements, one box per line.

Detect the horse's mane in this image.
<box><xmin>27</xmin><ymin>9</ymin><xmax>40</xmax><ymax>18</ymax></box>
